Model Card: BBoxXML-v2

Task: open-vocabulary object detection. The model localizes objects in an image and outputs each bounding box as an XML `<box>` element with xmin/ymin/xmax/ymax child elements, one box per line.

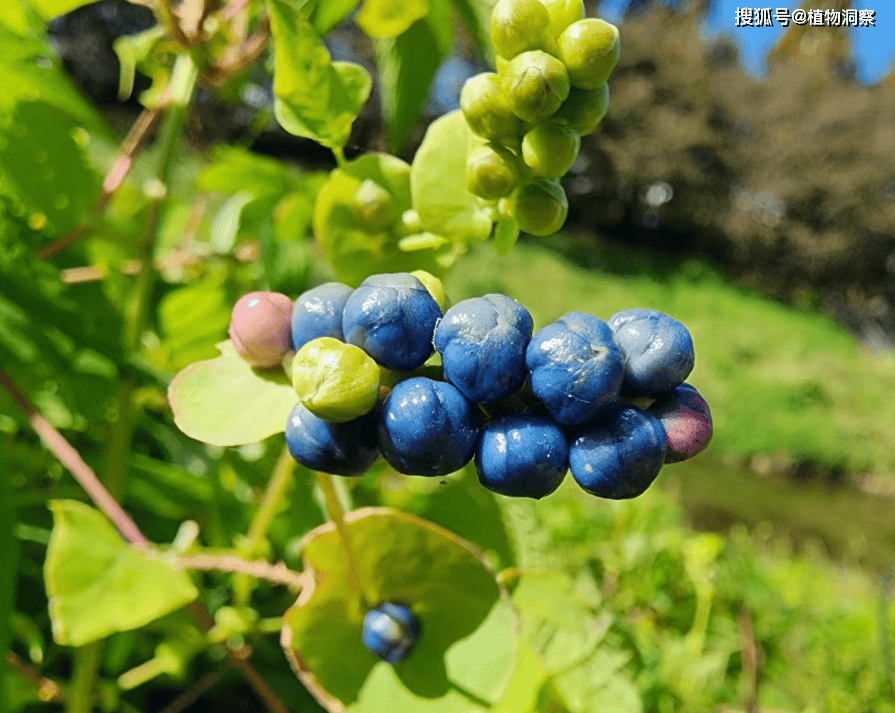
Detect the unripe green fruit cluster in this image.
<box><xmin>459</xmin><ymin>0</ymin><xmax>619</xmax><ymax>236</ymax></box>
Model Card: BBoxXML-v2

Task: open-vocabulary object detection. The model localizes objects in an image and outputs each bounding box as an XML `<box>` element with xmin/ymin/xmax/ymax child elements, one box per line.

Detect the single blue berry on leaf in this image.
<box><xmin>525</xmin><ymin>312</ymin><xmax>624</xmax><ymax>425</ymax></box>
<box><xmin>607</xmin><ymin>308</ymin><xmax>695</xmax><ymax>397</ymax></box>
<box><xmin>284</xmin><ymin>403</ymin><xmax>378</xmax><ymax>476</ymax></box>
<box><xmin>291</xmin><ymin>282</ymin><xmax>352</xmax><ymax>351</ymax></box>
<box><xmin>342</xmin><ymin>273</ymin><xmax>442</xmax><ymax>372</ymax></box>
<box><xmin>434</xmin><ymin>294</ymin><xmax>534</xmax><ymax>403</ymax></box>
<box><xmin>476</xmin><ymin>414</ymin><xmax>568</xmax><ymax>499</ymax></box>
<box><xmin>378</xmin><ymin>377</ymin><xmax>479</xmax><ymax>476</ymax></box>
<box><xmin>569</xmin><ymin>404</ymin><xmax>666</xmax><ymax>499</ymax></box>
<box><xmin>362</xmin><ymin>603</ymin><xmax>420</xmax><ymax>663</ymax></box>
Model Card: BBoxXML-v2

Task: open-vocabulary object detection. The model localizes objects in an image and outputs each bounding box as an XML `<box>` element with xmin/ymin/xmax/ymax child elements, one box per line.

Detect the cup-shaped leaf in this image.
<box><xmin>282</xmin><ymin>507</ymin><xmax>514</xmax><ymax>711</ymax></box>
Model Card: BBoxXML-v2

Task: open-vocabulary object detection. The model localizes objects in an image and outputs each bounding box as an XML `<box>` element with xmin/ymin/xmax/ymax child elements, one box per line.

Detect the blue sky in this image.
<box><xmin>597</xmin><ymin>0</ymin><xmax>895</xmax><ymax>83</ymax></box>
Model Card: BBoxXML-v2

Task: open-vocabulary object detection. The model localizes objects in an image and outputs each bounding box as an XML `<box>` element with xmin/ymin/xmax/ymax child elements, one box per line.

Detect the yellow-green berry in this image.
<box><xmin>521</xmin><ymin>123</ymin><xmax>580</xmax><ymax>179</ymax></box>
<box><xmin>501</xmin><ymin>50</ymin><xmax>570</xmax><ymax>124</ymax></box>
<box><xmin>557</xmin><ymin>18</ymin><xmax>620</xmax><ymax>89</ymax></box>
<box><xmin>466</xmin><ymin>143</ymin><xmax>521</xmax><ymax>200</ymax></box>
<box><xmin>460</xmin><ymin>72</ymin><xmax>523</xmax><ymax>141</ymax></box>
<box><xmin>553</xmin><ymin>84</ymin><xmax>609</xmax><ymax>135</ymax></box>
<box><xmin>539</xmin><ymin>0</ymin><xmax>585</xmax><ymax>39</ymax></box>
<box><xmin>512</xmin><ymin>178</ymin><xmax>568</xmax><ymax>236</ymax></box>
<box><xmin>292</xmin><ymin>337</ymin><xmax>381</xmax><ymax>422</ymax></box>
<box><xmin>490</xmin><ymin>0</ymin><xmax>551</xmax><ymax>60</ymax></box>
<box><xmin>410</xmin><ymin>270</ymin><xmax>450</xmax><ymax>311</ymax></box>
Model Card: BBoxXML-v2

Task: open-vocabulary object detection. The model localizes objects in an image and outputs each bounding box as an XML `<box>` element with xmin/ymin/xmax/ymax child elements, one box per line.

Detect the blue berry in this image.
<box><xmin>284</xmin><ymin>402</ymin><xmax>378</xmax><ymax>476</ymax></box>
<box><xmin>378</xmin><ymin>377</ymin><xmax>479</xmax><ymax>476</ymax></box>
<box><xmin>475</xmin><ymin>414</ymin><xmax>567</xmax><ymax>499</ymax></box>
<box><xmin>434</xmin><ymin>294</ymin><xmax>534</xmax><ymax>403</ymax></box>
<box><xmin>648</xmin><ymin>382</ymin><xmax>713</xmax><ymax>463</ymax></box>
<box><xmin>569</xmin><ymin>405</ymin><xmax>666</xmax><ymax>499</ymax></box>
<box><xmin>607</xmin><ymin>308</ymin><xmax>694</xmax><ymax>397</ymax></box>
<box><xmin>291</xmin><ymin>283</ymin><xmax>352</xmax><ymax>351</ymax></box>
<box><xmin>525</xmin><ymin>312</ymin><xmax>624</xmax><ymax>425</ymax></box>
<box><xmin>342</xmin><ymin>273</ymin><xmax>442</xmax><ymax>372</ymax></box>
<box><xmin>362</xmin><ymin>603</ymin><xmax>420</xmax><ymax>663</ymax></box>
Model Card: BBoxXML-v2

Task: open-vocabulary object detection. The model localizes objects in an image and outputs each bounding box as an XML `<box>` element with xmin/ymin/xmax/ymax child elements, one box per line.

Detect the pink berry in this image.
<box><xmin>228</xmin><ymin>292</ymin><xmax>294</xmax><ymax>369</ymax></box>
<box><xmin>649</xmin><ymin>383</ymin><xmax>713</xmax><ymax>463</ymax></box>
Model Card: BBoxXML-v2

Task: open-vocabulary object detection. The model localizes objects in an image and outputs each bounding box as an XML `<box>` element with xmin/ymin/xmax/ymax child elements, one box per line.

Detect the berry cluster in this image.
<box><xmin>227</xmin><ymin>272</ymin><xmax>713</xmax><ymax>501</ymax></box>
<box><xmin>459</xmin><ymin>0</ymin><xmax>619</xmax><ymax>236</ymax></box>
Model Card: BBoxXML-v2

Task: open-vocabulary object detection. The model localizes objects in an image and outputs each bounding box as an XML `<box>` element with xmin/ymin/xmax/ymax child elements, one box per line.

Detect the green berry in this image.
<box><xmin>410</xmin><ymin>270</ymin><xmax>450</xmax><ymax>311</ymax></box>
<box><xmin>521</xmin><ymin>123</ymin><xmax>580</xmax><ymax>179</ymax></box>
<box><xmin>512</xmin><ymin>178</ymin><xmax>568</xmax><ymax>236</ymax></box>
<box><xmin>353</xmin><ymin>179</ymin><xmax>396</xmax><ymax>232</ymax></box>
<box><xmin>490</xmin><ymin>0</ymin><xmax>550</xmax><ymax>60</ymax></box>
<box><xmin>292</xmin><ymin>337</ymin><xmax>381</xmax><ymax>422</ymax></box>
<box><xmin>557</xmin><ymin>18</ymin><xmax>620</xmax><ymax>89</ymax></box>
<box><xmin>501</xmin><ymin>50</ymin><xmax>570</xmax><ymax>124</ymax></box>
<box><xmin>539</xmin><ymin>0</ymin><xmax>585</xmax><ymax>39</ymax></box>
<box><xmin>466</xmin><ymin>143</ymin><xmax>521</xmax><ymax>200</ymax></box>
<box><xmin>460</xmin><ymin>73</ymin><xmax>523</xmax><ymax>141</ymax></box>
<box><xmin>553</xmin><ymin>84</ymin><xmax>609</xmax><ymax>135</ymax></box>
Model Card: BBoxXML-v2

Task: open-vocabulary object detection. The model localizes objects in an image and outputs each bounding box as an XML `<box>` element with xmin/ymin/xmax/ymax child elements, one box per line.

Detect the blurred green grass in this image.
<box><xmin>445</xmin><ymin>234</ymin><xmax>895</xmax><ymax>477</ymax></box>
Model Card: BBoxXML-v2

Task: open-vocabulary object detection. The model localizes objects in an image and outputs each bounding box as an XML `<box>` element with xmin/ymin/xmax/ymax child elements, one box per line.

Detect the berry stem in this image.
<box><xmin>234</xmin><ymin>445</ymin><xmax>296</xmax><ymax>605</ymax></box>
<box><xmin>315</xmin><ymin>472</ymin><xmax>361</xmax><ymax>592</ymax></box>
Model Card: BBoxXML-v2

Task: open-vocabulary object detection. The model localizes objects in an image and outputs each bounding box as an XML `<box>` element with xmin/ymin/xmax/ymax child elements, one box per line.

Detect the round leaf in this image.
<box><xmin>282</xmin><ymin>507</ymin><xmax>514</xmax><ymax>711</ymax></box>
<box><xmin>167</xmin><ymin>340</ymin><xmax>297</xmax><ymax>446</ymax></box>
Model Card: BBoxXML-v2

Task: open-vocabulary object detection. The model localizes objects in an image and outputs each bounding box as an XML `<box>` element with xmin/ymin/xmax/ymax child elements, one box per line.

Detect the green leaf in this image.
<box><xmin>307</xmin><ymin>0</ymin><xmax>361</xmax><ymax>34</ymax></box>
<box><xmin>44</xmin><ymin>501</ymin><xmax>198</xmax><ymax>646</ymax></box>
<box><xmin>377</xmin><ymin>465</ymin><xmax>516</xmax><ymax>569</ymax></box>
<box><xmin>0</xmin><ymin>101</ymin><xmax>100</xmax><ymax>235</ymax></box>
<box><xmin>210</xmin><ymin>191</ymin><xmax>256</xmax><ymax>255</ymax></box>
<box><xmin>157</xmin><ymin>281</ymin><xmax>232</xmax><ymax>371</ymax></box>
<box><xmin>357</xmin><ymin>0</ymin><xmax>428</xmax><ymax>38</ymax></box>
<box><xmin>27</xmin><ymin>0</ymin><xmax>94</xmax><ymax>20</ymax></box>
<box><xmin>112</xmin><ymin>26</ymin><xmax>165</xmax><ymax>101</ymax></box>
<box><xmin>374</xmin><ymin>0</ymin><xmax>451</xmax><ymax>152</ymax></box>
<box><xmin>410</xmin><ymin>111</ymin><xmax>494</xmax><ymax>242</ymax></box>
<box><xmin>196</xmin><ymin>145</ymin><xmax>299</xmax><ymax>197</ymax></box>
<box><xmin>282</xmin><ymin>508</ymin><xmax>514</xmax><ymax>711</ymax></box>
<box><xmin>448</xmin><ymin>0</ymin><xmax>495</xmax><ymax>60</ymax></box>
<box><xmin>0</xmin><ymin>29</ymin><xmax>107</xmax><ymax>131</ymax></box>
<box><xmin>167</xmin><ymin>340</ymin><xmax>297</xmax><ymax>446</ymax></box>
<box><xmin>314</xmin><ymin>153</ymin><xmax>455</xmax><ymax>285</ymax></box>
<box><xmin>490</xmin><ymin>642</ymin><xmax>547</xmax><ymax>713</ymax></box>
<box><xmin>0</xmin><ymin>446</ymin><xmax>16</xmax><ymax>711</ymax></box>
<box><xmin>269</xmin><ymin>0</ymin><xmax>371</xmax><ymax>149</ymax></box>
<box><xmin>512</xmin><ymin>570</ymin><xmax>608</xmax><ymax>672</ymax></box>
<box><xmin>126</xmin><ymin>454</ymin><xmax>214</xmax><ymax>521</ymax></box>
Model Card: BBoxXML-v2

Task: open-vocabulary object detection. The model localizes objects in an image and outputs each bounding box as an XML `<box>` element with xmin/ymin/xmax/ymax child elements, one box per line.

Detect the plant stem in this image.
<box><xmin>234</xmin><ymin>446</ymin><xmax>296</xmax><ymax>605</ymax></box>
<box><xmin>0</xmin><ymin>365</ymin><xmax>150</xmax><ymax>547</ymax></box>
<box><xmin>879</xmin><ymin>568</ymin><xmax>895</xmax><ymax>700</ymax></box>
<box><xmin>332</xmin><ymin>145</ymin><xmax>347</xmax><ymax>168</ymax></box>
<box><xmin>242</xmin><ymin>447</ymin><xmax>296</xmax><ymax>557</ymax></box>
<box><xmin>104</xmin><ymin>50</ymin><xmax>200</xmax><ymax>500</ymax></box>
<box><xmin>315</xmin><ymin>472</ymin><xmax>360</xmax><ymax>591</ymax></box>
<box><xmin>66</xmin><ymin>640</ymin><xmax>101</xmax><ymax>713</ymax></box>
<box><xmin>158</xmin><ymin>666</ymin><xmax>228</xmax><ymax>713</ymax></box>
<box><xmin>175</xmin><ymin>553</ymin><xmax>304</xmax><ymax>589</ymax></box>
